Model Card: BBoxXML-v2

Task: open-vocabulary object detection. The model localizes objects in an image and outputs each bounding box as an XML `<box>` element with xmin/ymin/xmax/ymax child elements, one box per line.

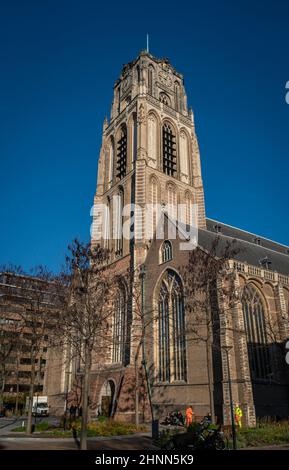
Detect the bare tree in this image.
<box><xmin>56</xmin><ymin>239</ymin><xmax>126</xmax><ymax>450</ymax></box>
<box><xmin>0</xmin><ymin>266</ymin><xmax>59</xmax><ymax>432</ymax></box>
<box><xmin>181</xmin><ymin>237</ymin><xmax>240</xmax><ymax>422</ymax></box>
<box><xmin>130</xmin><ymin>265</ymin><xmax>156</xmax><ymax>427</ymax></box>
<box><xmin>20</xmin><ymin>269</ymin><xmax>59</xmax><ymax>433</ymax></box>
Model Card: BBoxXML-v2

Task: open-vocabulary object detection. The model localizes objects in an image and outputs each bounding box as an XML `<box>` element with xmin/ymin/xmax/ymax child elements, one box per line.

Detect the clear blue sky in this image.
<box><xmin>1</xmin><ymin>0</ymin><xmax>289</xmax><ymax>272</ymax></box>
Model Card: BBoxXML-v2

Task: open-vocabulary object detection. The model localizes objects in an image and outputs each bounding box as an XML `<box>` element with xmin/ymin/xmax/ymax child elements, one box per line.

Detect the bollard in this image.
<box><xmin>152</xmin><ymin>419</ymin><xmax>159</xmax><ymax>440</ymax></box>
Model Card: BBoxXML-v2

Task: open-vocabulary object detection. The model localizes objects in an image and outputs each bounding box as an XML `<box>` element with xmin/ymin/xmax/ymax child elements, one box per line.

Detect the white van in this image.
<box><xmin>26</xmin><ymin>396</ymin><xmax>49</xmax><ymax>417</ymax></box>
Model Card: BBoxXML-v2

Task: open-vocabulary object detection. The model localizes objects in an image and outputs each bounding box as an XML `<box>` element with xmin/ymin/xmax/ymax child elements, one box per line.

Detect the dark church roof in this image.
<box><xmin>206</xmin><ymin>218</ymin><xmax>289</xmax><ymax>255</ymax></box>
<box><xmin>195</xmin><ymin>218</ymin><xmax>289</xmax><ymax>276</ymax></box>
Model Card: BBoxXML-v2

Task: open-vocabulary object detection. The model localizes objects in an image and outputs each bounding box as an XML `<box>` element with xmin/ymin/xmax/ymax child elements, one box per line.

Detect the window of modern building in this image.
<box><xmin>20</xmin><ymin>357</ymin><xmax>32</xmax><ymax>365</ymax></box>
<box><xmin>0</xmin><ymin>317</ymin><xmax>15</xmax><ymax>325</ymax></box>
<box><xmin>19</xmin><ymin>370</ymin><xmax>32</xmax><ymax>378</ymax></box>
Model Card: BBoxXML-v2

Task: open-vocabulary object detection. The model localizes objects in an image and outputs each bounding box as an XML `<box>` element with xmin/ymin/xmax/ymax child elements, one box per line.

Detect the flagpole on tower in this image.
<box><xmin>146</xmin><ymin>33</ymin><xmax>149</xmax><ymax>53</ymax></box>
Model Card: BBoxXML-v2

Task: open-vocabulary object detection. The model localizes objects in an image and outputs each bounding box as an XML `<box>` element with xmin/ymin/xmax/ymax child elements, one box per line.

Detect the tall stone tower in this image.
<box><xmin>46</xmin><ymin>51</ymin><xmax>289</xmax><ymax>424</ymax></box>
<box><xmin>92</xmin><ymin>50</ymin><xmax>206</xmax><ymax>269</ymax></box>
<box><xmin>90</xmin><ymin>52</ymin><xmax>207</xmax><ymax>419</ymax></box>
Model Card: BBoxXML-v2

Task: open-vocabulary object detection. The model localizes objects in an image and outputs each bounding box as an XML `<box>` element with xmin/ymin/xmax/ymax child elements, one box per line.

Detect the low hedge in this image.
<box><xmin>73</xmin><ymin>420</ymin><xmax>147</xmax><ymax>437</ymax></box>
<box><xmin>235</xmin><ymin>422</ymin><xmax>289</xmax><ymax>448</ymax></box>
<box><xmin>11</xmin><ymin>421</ymin><xmax>51</xmax><ymax>433</ymax></box>
<box><xmin>12</xmin><ymin>419</ymin><xmax>147</xmax><ymax>438</ymax></box>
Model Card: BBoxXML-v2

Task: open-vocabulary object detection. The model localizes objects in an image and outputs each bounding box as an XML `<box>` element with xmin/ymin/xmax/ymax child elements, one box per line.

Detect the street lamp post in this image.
<box><xmin>222</xmin><ymin>345</ymin><xmax>237</xmax><ymax>450</ymax></box>
<box><xmin>63</xmin><ymin>374</ymin><xmax>69</xmax><ymax>431</ymax></box>
<box><xmin>34</xmin><ymin>390</ymin><xmax>39</xmax><ymax>426</ymax></box>
<box><xmin>34</xmin><ymin>357</ymin><xmax>43</xmax><ymax>427</ymax></box>
<box><xmin>139</xmin><ymin>265</ymin><xmax>158</xmax><ymax>439</ymax></box>
<box><xmin>63</xmin><ymin>368</ymin><xmax>73</xmax><ymax>431</ymax></box>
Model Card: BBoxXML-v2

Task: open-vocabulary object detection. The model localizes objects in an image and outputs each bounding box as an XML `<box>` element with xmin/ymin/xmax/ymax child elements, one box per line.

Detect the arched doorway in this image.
<box><xmin>98</xmin><ymin>380</ymin><xmax>115</xmax><ymax>417</ymax></box>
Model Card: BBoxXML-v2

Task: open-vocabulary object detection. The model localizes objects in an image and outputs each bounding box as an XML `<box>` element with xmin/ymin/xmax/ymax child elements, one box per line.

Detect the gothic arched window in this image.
<box><xmin>116</xmin><ymin>125</ymin><xmax>127</xmax><ymax>180</ymax></box>
<box><xmin>242</xmin><ymin>284</ymin><xmax>272</xmax><ymax>380</ymax></box>
<box><xmin>108</xmin><ymin>138</ymin><xmax>114</xmax><ymax>188</ymax></box>
<box><xmin>148</xmin><ymin>64</ymin><xmax>154</xmax><ymax>95</ymax></box>
<box><xmin>179</xmin><ymin>130</ymin><xmax>189</xmax><ymax>183</ymax></box>
<box><xmin>185</xmin><ymin>192</ymin><xmax>192</xmax><ymax>226</ymax></box>
<box><xmin>157</xmin><ymin>270</ymin><xmax>186</xmax><ymax>382</ymax></box>
<box><xmin>148</xmin><ymin>113</ymin><xmax>157</xmax><ymax>168</ymax></box>
<box><xmin>104</xmin><ymin>196</ymin><xmax>111</xmax><ymax>250</ymax></box>
<box><xmin>129</xmin><ymin>113</ymin><xmax>137</xmax><ymax>169</ymax></box>
<box><xmin>163</xmin><ymin>123</ymin><xmax>177</xmax><ymax>177</ymax></box>
<box><xmin>115</xmin><ymin>187</ymin><xmax>124</xmax><ymax>256</ymax></box>
<box><xmin>150</xmin><ymin>177</ymin><xmax>158</xmax><ymax>237</ymax></box>
<box><xmin>136</xmin><ymin>65</ymin><xmax>140</xmax><ymax>84</ymax></box>
<box><xmin>117</xmin><ymin>87</ymin><xmax>121</xmax><ymax>114</ymax></box>
<box><xmin>161</xmin><ymin>240</ymin><xmax>172</xmax><ymax>263</ymax></box>
<box><xmin>167</xmin><ymin>183</ymin><xmax>178</xmax><ymax>220</ymax></box>
<box><xmin>158</xmin><ymin>281</ymin><xmax>170</xmax><ymax>382</ymax></box>
<box><xmin>174</xmin><ymin>81</ymin><xmax>180</xmax><ymax>112</ymax></box>
<box><xmin>159</xmin><ymin>92</ymin><xmax>171</xmax><ymax>106</ymax></box>
<box><xmin>112</xmin><ymin>288</ymin><xmax>126</xmax><ymax>364</ymax></box>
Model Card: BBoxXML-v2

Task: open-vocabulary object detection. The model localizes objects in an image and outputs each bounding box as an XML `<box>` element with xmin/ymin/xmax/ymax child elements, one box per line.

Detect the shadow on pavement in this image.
<box><xmin>0</xmin><ymin>435</ymin><xmax>157</xmax><ymax>451</ymax></box>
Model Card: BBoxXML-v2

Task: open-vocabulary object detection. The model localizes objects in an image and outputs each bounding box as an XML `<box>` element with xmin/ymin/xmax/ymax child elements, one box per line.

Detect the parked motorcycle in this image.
<box><xmin>164</xmin><ymin>417</ymin><xmax>225</xmax><ymax>450</ymax></box>
<box><xmin>194</xmin><ymin>424</ymin><xmax>225</xmax><ymax>450</ymax></box>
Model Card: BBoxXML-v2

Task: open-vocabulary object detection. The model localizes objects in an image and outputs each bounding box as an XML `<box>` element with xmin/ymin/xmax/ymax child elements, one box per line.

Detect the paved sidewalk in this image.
<box><xmin>0</xmin><ymin>433</ymin><xmax>158</xmax><ymax>450</ymax></box>
<box><xmin>0</xmin><ymin>416</ymin><xmax>60</xmax><ymax>435</ymax></box>
<box><xmin>242</xmin><ymin>444</ymin><xmax>289</xmax><ymax>450</ymax></box>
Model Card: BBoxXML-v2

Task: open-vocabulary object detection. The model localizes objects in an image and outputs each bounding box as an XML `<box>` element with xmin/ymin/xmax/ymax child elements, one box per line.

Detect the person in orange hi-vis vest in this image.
<box><xmin>185</xmin><ymin>406</ymin><xmax>194</xmax><ymax>428</ymax></box>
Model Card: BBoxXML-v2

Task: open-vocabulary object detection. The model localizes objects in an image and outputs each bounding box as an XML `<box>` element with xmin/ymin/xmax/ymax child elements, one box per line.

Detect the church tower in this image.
<box><xmin>92</xmin><ymin>50</ymin><xmax>206</xmax><ymax>268</ymax></box>
<box><xmin>46</xmin><ymin>51</ymin><xmax>289</xmax><ymax>426</ymax></box>
<box><xmin>89</xmin><ymin>50</ymin><xmax>207</xmax><ymax>420</ymax></box>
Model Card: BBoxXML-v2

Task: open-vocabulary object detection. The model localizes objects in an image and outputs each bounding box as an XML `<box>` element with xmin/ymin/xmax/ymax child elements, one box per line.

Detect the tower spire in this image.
<box><xmin>146</xmin><ymin>33</ymin><xmax>149</xmax><ymax>53</ymax></box>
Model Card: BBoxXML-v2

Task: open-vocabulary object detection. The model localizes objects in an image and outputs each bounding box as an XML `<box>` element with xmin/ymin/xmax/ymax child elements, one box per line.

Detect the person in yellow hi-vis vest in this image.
<box><xmin>234</xmin><ymin>404</ymin><xmax>243</xmax><ymax>428</ymax></box>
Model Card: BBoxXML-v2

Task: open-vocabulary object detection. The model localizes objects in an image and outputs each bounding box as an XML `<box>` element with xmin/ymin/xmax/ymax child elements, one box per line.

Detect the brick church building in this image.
<box><xmin>46</xmin><ymin>50</ymin><xmax>289</xmax><ymax>426</ymax></box>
